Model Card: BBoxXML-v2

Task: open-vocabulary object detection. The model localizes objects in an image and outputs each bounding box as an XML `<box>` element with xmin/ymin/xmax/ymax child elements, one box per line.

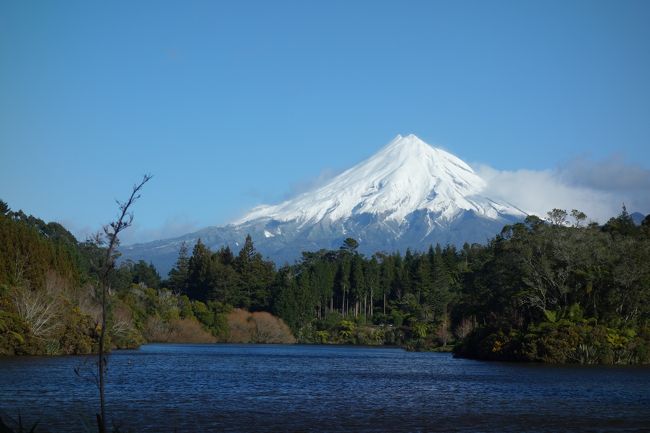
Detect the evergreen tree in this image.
<box><xmin>430</xmin><ymin>245</ymin><xmax>451</xmax><ymax>321</ymax></box>
<box><xmin>334</xmin><ymin>256</ymin><xmax>351</xmax><ymax>316</ymax></box>
<box><xmin>234</xmin><ymin>234</ymin><xmax>275</xmax><ymax>310</ymax></box>
<box><xmin>0</xmin><ymin>199</ymin><xmax>10</xmax><ymax>216</ymax></box>
<box><xmin>350</xmin><ymin>254</ymin><xmax>366</xmax><ymax>317</ymax></box>
<box><xmin>217</xmin><ymin>245</ymin><xmax>235</xmax><ymax>266</ymax></box>
<box><xmin>341</xmin><ymin>237</ymin><xmax>359</xmax><ymax>252</ymax></box>
<box><xmin>208</xmin><ymin>260</ymin><xmax>241</xmax><ymax>305</ymax></box>
<box><xmin>130</xmin><ymin>260</ymin><xmax>161</xmax><ymax>289</ymax></box>
<box><xmin>603</xmin><ymin>205</ymin><xmax>637</xmax><ymax>236</ymax></box>
<box><xmin>168</xmin><ymin>242</ymin><xmax>190</xmax><ymax>293</ymax></box>
<box><xmin>376</xmin><ymin>253</ymin><xmax>394</xmax><ymax>315</ymax></box>
<box><xmin>186</xmin><ymin>239</ymin><xmax>213</xmax><ymax>301</ymax></box>
<box><xmin>364</xmin><ymin>257</ymin><xmax>379</xmax><ymax>318</ymax></box>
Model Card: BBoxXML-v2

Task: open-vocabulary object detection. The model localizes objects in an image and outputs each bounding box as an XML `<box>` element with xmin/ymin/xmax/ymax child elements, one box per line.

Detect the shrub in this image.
<box><xmin>225</xmin><ymin>309</ymin><xmax>295</xmax><ymax>343</ymax></box>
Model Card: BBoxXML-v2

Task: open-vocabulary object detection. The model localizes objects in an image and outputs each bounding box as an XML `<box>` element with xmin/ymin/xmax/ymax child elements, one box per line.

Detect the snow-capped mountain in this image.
<box><xmin>240</xmin><ymin>134</ymin><xmax>521</xmax><ymax>226</ymax></box>
<box><xmin>121</xmin><ymin>134</ymin><xmax>526</xmax><ymax>273</ymax></box>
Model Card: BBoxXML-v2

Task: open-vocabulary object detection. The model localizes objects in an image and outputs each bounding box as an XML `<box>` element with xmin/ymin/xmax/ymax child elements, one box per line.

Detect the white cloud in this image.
<box><xmin>559</xmin><ymin>156</ymin><xmax>650</xmax><ymax>192</ymax></box>
<box><xmin>60</xmin><ymin>219</ymin><xmax>97</xmax><ymax>244</ymax></box>
<box><xmin>282</xmin><ymin>167</ymin><xmax>341</xmax><ymax>199</ymax></box>
<box><xmin>116</xmin><ymin>216</ymin><xmax>200</xmax><ymax>245</ymax></box>
<box><xmin>475</xmin><ymin>157</ymin><xmax>650</xmax><ymax>223</ymax></box>
<box><xmin>63</xmin><ymin>215</ymin><xmax>201</xmax><ymax>246</ymax></box>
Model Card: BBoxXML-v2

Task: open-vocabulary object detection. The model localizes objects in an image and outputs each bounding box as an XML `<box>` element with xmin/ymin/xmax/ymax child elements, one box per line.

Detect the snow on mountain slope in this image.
<box><xmin>239</xmin><ymin>134</ymin><xmax>524</xmax><ymax>227</ymax></box>
<box><xmin>121</xmin><ymin>134</ymin><xmax>526</xmax><ymax>273</ymax></box>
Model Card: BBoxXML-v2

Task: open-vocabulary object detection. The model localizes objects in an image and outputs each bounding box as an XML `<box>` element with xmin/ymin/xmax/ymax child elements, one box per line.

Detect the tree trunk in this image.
<box><xmin>363</xmin><ymin>294</ymin><xmax>367</xmax><ymax>318</ymax></box>
<box><xmin>97</xmin><ymin>284</ymin><xmax>106</xmax><ymax>433</ymax></box>
<box><xmin>95</xmin><ymin>174</ymin><xmax>151</xmax><ymax>433</ymax></box>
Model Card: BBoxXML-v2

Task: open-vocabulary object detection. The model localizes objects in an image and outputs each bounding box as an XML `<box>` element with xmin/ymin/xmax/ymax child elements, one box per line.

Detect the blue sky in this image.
<box><xmin>1</xmin><ymin>0</ymin><xmax>649</xmax><ymax>243</ymax></box>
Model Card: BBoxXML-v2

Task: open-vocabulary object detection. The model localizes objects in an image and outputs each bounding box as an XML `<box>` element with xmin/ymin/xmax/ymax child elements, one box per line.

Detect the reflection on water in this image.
<box><xmin>1</xmin><ymin>344</ymin><xmax>649</xmax><ymax>432</ymax></box>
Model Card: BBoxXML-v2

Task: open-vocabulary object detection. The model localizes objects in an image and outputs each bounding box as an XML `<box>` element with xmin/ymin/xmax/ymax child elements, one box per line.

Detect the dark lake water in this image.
<box><xmin>1</xmin><ymin>344</ymin><xmax>649</xmax><ymax>432</ymax></box>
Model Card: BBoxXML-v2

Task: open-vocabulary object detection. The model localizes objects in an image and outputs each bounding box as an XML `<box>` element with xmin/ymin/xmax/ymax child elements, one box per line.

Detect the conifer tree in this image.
<box><xmin>186</xmin><ymin>239</ymin><xmax>213</xmax><ymax>301</ymax></box>
<box><xmin>235</xmin><ymin>234</ymin><xmax>274</xmax><ymax>310</ymax></box>
<box><xmin>334</xmin><ymin>257</ymin><xmax>351</xmax><ymax>315</ymax></box>
<box><xmin>168</xmin><ymin>242</ymin><xmax>190</xmax><ymax>294</ymax></box>
<box><xmin>0</xmin><ymin>199</ymin><xmax>10</xmax><ymax>216</ymax></box>
<box><xmin>350</xmin><ymin>254</ymin><xmax>365</xmax><ymax>317</ymax></box>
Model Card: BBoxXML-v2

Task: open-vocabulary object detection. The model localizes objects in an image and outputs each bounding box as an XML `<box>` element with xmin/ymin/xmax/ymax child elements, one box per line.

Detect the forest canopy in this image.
<box><xmin>1</xmin><ymin>198</ymin><xmax>649</xmax><ymax>364</ymax></box>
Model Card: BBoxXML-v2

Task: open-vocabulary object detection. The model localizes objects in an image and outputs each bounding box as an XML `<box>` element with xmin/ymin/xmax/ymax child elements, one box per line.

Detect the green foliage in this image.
<box><xmin>0</xmin><ymin>209</ymin><xmax>81</xmax><ymax>290</ymax></box>
<box><xmin>166</xmin><ymin>242</ymin><xmax>189</xmax><ymax>293</ymax></box>
<box><xmin>0</xmin><ymin>203</ymin><xmax>220</xmax><ymax>355</ymax></box>
<box><xmin>454</xmin><ymin>321</ymin><xmax>650</xmax><ymax>364</ymax></box>
<box><xmin>0</xmin><ymin>199</ymin><xmax>10</xmax><ymax>215</ymax></box>
<box><xmin>177</xmin><ymin>235</ymin><xmax>275</xmax><ymax>309</ymax></box>
<box><xmin>341</xmin><ymin>237</ymin><xmax>359</xmax><ymax>252</ymax></box>
<box><xmin>191</xmin><ymin>300</ymin><xmax>230</xmax><ymax>338</ymax></box>
<box><xmin>235</xmin><ymin>235</ymin><xmax>275</xmax><ymax>309</ymax></box>
<box><xmin>2</xmin><ymin>202</ymin><xmax>649</xmax><ymax>364</ymax></box>
<box><xmin>0</xmin><ymin>306</ymin><xmax>30</xmax><ymax>355</ymax></box>
<box><xmin>452</xmin><ymin>208</ymin><xmax>650</xmax><ymax>364</ymax></box>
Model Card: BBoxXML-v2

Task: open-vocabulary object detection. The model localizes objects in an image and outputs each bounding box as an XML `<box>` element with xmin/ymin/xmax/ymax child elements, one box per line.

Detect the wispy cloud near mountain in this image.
<box><xmin>476</xmin><ymin>157</ymin><xmax>650</xmax><ymax>222</ymax></box>
<box><xmin>117</xmin><ymin>216</ymin><xmax>201</xmax><ymax>246</ymax></box>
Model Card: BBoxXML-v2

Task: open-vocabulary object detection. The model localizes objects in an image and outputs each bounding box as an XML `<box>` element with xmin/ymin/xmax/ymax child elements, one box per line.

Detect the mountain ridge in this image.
<box><xmin>121</xmin><ymin>134</ymin><xmax>526</xmax><ymax>273</ymax></box>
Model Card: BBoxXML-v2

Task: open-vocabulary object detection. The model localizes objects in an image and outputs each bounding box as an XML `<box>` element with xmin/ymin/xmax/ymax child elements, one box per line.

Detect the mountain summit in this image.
<box><xmin>122</xmin><ymin>135</ymin><xmax>526</xmax><ymax>273</ymax></box>
<box><xmin>239</xmin><ymin>134</ymin><xmax>520</xmax><ymax>226</ymax></box>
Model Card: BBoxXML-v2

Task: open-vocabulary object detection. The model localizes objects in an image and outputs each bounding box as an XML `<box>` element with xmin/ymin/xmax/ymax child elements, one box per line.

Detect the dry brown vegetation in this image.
<box><xmin>143</xmin><ymin>316</ymin><xmax>217</xmax><ymax>343</ymax></box>
<box><xmin>168</xmin><ymin>318</ymin><xmax>218</xmax><ymax>343</ymax></box>
<box><xmin>225</xmin><ymin>309</ymin><xmax>296</xmax><ymax>344</ymax></box>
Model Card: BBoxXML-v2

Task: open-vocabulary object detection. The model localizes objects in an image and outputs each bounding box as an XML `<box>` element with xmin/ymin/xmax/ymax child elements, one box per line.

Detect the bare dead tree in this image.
<box><xmin>12</xmin><ymin>287</ymin><xmax>61</xmax><ymax>338</ymax></box>
<box><xmin>111</xmin><ymin>303</ymin><xmax>135</xmax><ymax>338</ymax></box>
<box><xmin>454</xmin><ymin>316</ymin><xmax>476</xmax><ymax>340</ymax></box>
<box><xmin>435</xmin><ymin>316</ymin><xmax>452</xmax><ymax>347</ymax></box>
<box><xmin>96</xmin><ymin>174</ymin><xmax>151</xmax><ymax>433</ymax></box>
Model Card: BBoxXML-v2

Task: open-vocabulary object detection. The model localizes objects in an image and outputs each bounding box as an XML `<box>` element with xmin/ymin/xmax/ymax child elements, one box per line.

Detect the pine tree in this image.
<box><xmin>364</xmin><ymin>257</ymin><xmax>379</xmax><ymax>318</ymax></box>
<box><xmin>186</xmin><ymin>239</ymin><xmax>213</xmax><ymax>301</ymax></box>
<box><xmin>167</xmin><ymin>242</ymin><xmax>189</xmax><ymax>293</ymax></box>
<box><xmin>208</xmin><ymin>260</ymin><xmax>240</xmax><ymax>305</ymax></box>
<box><xmin>131</xmin><ymin>260</ymin><xmax>161</xmax><ymax>289</ymax></box>
<box><xmin>430</xmin><ymin>245</ymin><xmax>451</xmax><ymax>321</ymax></box>
<box><xmin>0</xmin><ymin>199</ymin><xmax>10</xmax><ymax>216</ymax></box>
<box><xmin>234</xmin><ymin>234</ymin><xmax>274</xmax><ymax>310</ymax></box>
<box><xmin>350</xmin><ymin>254</ymin><xmax>365</xmax><ymax>318</ymax></box>
<box><xmin>334</xmin><ymin>257</ymin><xmax>351</xmax><ymax>316</ymax></box>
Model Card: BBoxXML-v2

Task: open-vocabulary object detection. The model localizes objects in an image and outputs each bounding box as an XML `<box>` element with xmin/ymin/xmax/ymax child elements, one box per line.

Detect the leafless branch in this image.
<box><xmin>96</xmin><ymin>174</ymin><xmax>151</xmax><ymax>433</ymax></box>
<box><xmin>12</xmin><ymin>287</ymin><xmax>61</xmax><ymax>338</ymax></box>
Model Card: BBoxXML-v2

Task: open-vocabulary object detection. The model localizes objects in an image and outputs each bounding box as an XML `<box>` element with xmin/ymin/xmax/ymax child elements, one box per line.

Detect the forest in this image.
<box><xmin>1</xmin><ymin>198</ymin><xmax>649</xmax><ymax>364</ymax></box>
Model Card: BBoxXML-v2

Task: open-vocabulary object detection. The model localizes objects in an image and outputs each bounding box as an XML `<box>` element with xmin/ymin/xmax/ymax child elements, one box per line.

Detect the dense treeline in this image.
<box><xmin>168</xmin><ymin>235</ymin><xmax>275</xmax><ymax>310</ymax></box>
<box><xmin>165</xmin><ymin>207</ymin><xmax>650</xmax><ymax>362</ymax></box>
<box><xmin>1</xmin><ymin>201</ymin><xmax>98</xmax><ymax>355</ymax></box>
<box><xmin>2</xmin><ymin>196</ymin><xmax>649</xmax><ymax>364</ymax></box>
<box><xmin>454</xmin><ymin>209</ymin><xmax>650</xmax><ymax>363</ymax></box>
<box><xmin>0</xmin><ymin>203</ymin><xmax>83</xmax><ymax>290</ymax></box>
<box><xmin>164</xmin><ymin>235</ymin><xmax>462</xmax><ymax>348</ymax></box>
<box><xmin>270</xmin><ymin>240</ymin><xmax>460</xmax><ymax>348</ymax></box>
<box><xmin>0</xmin><ymin>200</ymin><xmax>291</xmax><ymax>355</ymax></box>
